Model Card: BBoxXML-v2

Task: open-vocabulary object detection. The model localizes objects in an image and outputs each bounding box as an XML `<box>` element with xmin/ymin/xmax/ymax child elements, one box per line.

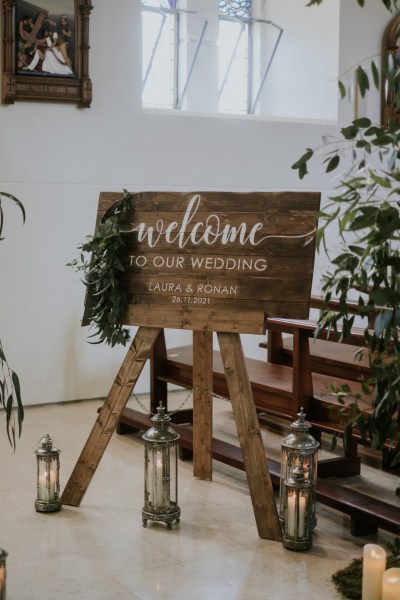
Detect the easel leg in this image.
<box><xmin>217</xmin><ymin>332</ymin><xmax>281</xmax><ymax>541</ymax></box>
<box><xmin>61</xmin><ymin>326</ymin><xmax>161</xmax><ymax>507</ymax></box>
<box><xmin>150</xmin><ymin>329</ymin><xmax>168</xmax><ymax>413</ymax></box>
<box><xmin>193</xmin><ymin>330</ymin><xmax>213</xmax><ymax>480</ymax></box>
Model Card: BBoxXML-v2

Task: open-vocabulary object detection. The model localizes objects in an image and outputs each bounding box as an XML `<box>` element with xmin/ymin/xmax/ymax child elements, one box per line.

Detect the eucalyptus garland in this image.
<box><xmin>69</xmin><ymin>190</ymin><xmax>132</xmax><ymax>347</ymax></box>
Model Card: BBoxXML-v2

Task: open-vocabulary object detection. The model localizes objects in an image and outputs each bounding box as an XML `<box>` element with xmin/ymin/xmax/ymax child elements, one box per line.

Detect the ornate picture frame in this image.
<box><xmin>2</xmin><ymin>0</ymin><xmax>93</xmax><ymax>107</ymax></box>
<box><xmin>381</xmin><ymin>12</ymin><xmax>400</xmax><ymax>125</ymax></box>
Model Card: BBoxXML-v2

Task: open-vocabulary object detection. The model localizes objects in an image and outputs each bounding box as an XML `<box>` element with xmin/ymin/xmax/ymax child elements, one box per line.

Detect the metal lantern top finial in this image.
<box><xmin>142</xmin><ymin>403</ymin><xmax>180</xmax><ymax>444</ymax></box>
<box><xmin>281</xmin><ymin>408</ymin><xmax>319</xmax><ymax>452</ymax></box>
<box><xmin>292</xmin><ymin>408</ymin><xmax>311</xmax><ymax>432</ymax></box>
<box><xmin>35</xmin><ymin>434</ymin><xmax>60</xmax><ymax>457</ymax></box>
<box><xmin>152</xmin><ymin>402</ymin><xmax>171</xmax><ymax>425</ymax></box>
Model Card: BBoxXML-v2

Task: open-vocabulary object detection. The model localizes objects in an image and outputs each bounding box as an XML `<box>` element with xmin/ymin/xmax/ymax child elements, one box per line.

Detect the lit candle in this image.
<box><xmin>38</xmin><ymin>468</ymin><xmax>56</xmax><ymax>501</ymax></box>
<box><xmin>155</xmin><ymin>452</ymin><xmax>164</xmax><ymax>507</ymax></box>
<box><xmin>0</xmin><ymin>564</ymin><xmax>5</xmax><ymax>600</ymax></box>
<box><xmin>382</xmin><ymin>568</ymin><xmax>400</xmax><ymax>600</ymax></box>
<box><xmin>362</xmin><ymin>544</ymin><xmax>387</xmax><ymax>600</ymax></box>
<box><xmin>287</xmin><ymin>491</ymin><xmax>306</xmax><ymax>537</ymax></box>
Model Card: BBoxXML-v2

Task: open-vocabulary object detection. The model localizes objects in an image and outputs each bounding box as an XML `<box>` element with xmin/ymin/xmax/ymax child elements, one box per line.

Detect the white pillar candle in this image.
<box><xmin>362</xmin><ymin>544</ymin><xmax>387</xmax><ymax>600</ymax></box>
<box><xmin>0</xmin><ymin>563</ymin><xmax>5</xmax><ymax>600</ymax></box>
<box><xmin>287</xmin><ymin>491</ymin><xmax>306</xmax><ymax>537</ymax></box>
<box><xmin>155</xmin><ymin>452</ymin><xmax>164</xmax><ymax>507</ymax></box>
<box><xmin>382</xmin><ymin>568</ymin><xmax>400</xmax><ymax>600</ymax></box>
<box><xmin>38</xmin><ymin>468</ymin><xmax>56</xmax><ymax>501</ymax></box>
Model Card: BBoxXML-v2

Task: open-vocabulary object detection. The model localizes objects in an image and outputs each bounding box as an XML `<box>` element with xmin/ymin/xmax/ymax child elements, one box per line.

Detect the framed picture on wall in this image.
<box><xmin>2</xmin><ymin>0</ymin><xmax>93</xmax><ymax>107</ymax></box>
<box><xmin>381</xmin><ymin>12</ymin><xmax>400</xmax><ymax>125</ymax></box>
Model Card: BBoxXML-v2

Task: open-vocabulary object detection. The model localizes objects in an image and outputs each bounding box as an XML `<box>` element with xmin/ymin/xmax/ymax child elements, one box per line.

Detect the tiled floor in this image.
<box><xmin>1</xmin><ymin>392</ymin><xmax>399</xmax><ymax>599</ymax></box>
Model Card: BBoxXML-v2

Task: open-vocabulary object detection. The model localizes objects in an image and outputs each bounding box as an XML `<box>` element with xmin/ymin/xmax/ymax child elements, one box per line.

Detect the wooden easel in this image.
<box><xmin>61</xmin><ymin>190</ymin><xmax>320</xmax><ymax>542</ymax></box>
<box><xmin>61</xmin><ymin>326</ymin><xmax>282</xmax><ymax>540</ymax></box>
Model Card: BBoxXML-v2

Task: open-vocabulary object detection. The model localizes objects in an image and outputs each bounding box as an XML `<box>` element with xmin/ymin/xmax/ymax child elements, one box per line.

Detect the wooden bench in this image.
<box><xmin>262</xmin><ymin>296</ymin><xmax>370</xmax><ymax>381</ymax></box>
<box><xmin>117</xmin><ymin>301</ymin><xmax>399</xmax><ymax>536</ymax></box>
<box><xmin>149</xmin><ymin>321</ymin><xmax>373</xmax><ymax>467</ymax></box>
<box><xmin>118</xmin><ymin>406</ymin><xmax>400</xmax><ymax>537</ymax></box>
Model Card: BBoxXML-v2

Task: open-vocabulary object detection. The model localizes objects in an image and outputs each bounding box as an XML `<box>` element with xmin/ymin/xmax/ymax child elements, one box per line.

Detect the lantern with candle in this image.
<box><xmin>279</xmin><ymin>408</ymin><xmax>319</xmax><ymax>550</ymax></box>
<box><xmin>142</xmin><ymin>403</ymin><xmax>180</xmax><ymax>529</ymax></box>
<box><xmin>35</xmin><ymin>434</ymin><xmax>61</xmax><ymax>513</ymax></box>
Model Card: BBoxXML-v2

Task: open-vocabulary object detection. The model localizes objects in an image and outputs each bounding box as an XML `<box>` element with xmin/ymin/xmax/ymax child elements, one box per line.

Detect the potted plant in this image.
<box><xmin>0</xmin><ymin>192</ymin><xmax>25</xmax><ymax>448</ymax></box>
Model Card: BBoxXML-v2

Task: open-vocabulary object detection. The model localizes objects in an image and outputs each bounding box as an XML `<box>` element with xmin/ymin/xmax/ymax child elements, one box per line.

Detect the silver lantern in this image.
<box><xmin>0</xmin><ymin>549</ymin><xmax>7</xmax><ymax>600</ymax></box>
<box><xmin>142</xmin><ymin>403</ymin><xmax>180</xmax><ymax>529</ymax></box>
<box><xmin>279</xmin><ymin>408</ymin><xmax>319</xmax><ymax>550</ymax></box>
<box><xmin>35</xmin><ymin>434</ymin><xmax>61</xmax><ymax>513</ymax></box>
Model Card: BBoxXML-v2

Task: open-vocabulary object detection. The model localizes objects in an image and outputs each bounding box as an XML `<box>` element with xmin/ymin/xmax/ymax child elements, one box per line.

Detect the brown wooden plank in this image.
<box><xmin>292</xmin><ymin>327</ymin><xmax>313</xmax><ymax>417</ymax></box>
<box><xmin>97</xmin><ymin>190</ymin><xmax>321</xmax><ymax>215</ymax></box>
<box><xmin>61</xmin><ymin>326</ymin><xmax>161</xmax><ymax>507</ymax></box>
<box><xmin>192</xmin><ymin>331</ymin><xmax>213</xmax><ymax>480</ymax></box>
<box><xmin>122</xmin><ymin>253</ymin><xmax>311</xmax><ymax>276</ymax></box>
<box><xmin>131</xmin><ymin>295</ymin><xmax>310</xmax><ymax>316</ymax></box>
<box><xmin>150</xmin><ymin>329</ymin><xmax>168</xmax><ymax>413</ymax></box>
<box><xmin>217</xmin><ymin>332</ymin><xmax>281</xmax><ymax>541</ymax></box>
<box><xmin>121</xmin><ymin>274</ymin><xmax>313</xmax><ymax>297</ymax></box>
<box><xmin>125</xmin><ymin>305</ymin><xmax>267</xmax><ymax>334</ymax></box>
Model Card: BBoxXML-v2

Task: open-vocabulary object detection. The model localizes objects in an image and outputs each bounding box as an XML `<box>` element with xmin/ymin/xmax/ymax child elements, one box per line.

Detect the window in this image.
<box><xmin>141</xmin><ymin>0</ymin><xmax>283</xmax><ymax>116</ymax></box>
<box><xmin>142</xmin><ymin>1</ymin><xmax>178</xmax><ymax>109</ymax></box>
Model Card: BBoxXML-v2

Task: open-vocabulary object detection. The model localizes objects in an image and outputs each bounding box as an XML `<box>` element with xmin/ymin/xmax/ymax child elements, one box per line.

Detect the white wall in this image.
<box><xmin>0</xmin><ymin>0</ymin><xmax>393</xmax><ymax>406</ymax></box>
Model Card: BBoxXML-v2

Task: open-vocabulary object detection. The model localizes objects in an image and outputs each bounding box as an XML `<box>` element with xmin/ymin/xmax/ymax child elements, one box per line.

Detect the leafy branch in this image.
<box><xmin>0</xmin><ymin>192</ymin><xmax>25</xmax><ymax>449</ymax></box>
<box><xmin>292</xmin><ymin>2</ymin><xmax>400</xmax><ymax>471</ymax></box>
<box><xmin>298</xmin><ymin>116</ymin><xmax>400</xmax><ymax>465</ymax></box>
<box><xmin>68</xmin><ymin>190</ymin><xmax>132</xmax><ymax>347</ymax></box>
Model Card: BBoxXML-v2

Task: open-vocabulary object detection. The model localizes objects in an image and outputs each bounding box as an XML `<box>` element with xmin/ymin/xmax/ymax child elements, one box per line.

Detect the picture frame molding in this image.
<box><xmin>2</xmin><ymin>0</ymin><xmax>93</xmax><ymax>107</ymax></box>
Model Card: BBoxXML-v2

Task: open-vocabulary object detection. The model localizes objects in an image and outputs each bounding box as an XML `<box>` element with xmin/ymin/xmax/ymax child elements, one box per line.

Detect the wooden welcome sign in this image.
<box><xmin>63</xmin><ymin>190</ymin><xmax>320</xmax><ymax>542</ymax></box>
<box><xmin>90</xmin><ymin>191</ymin><xmax>320</xmax><ymax>333</ymax></box>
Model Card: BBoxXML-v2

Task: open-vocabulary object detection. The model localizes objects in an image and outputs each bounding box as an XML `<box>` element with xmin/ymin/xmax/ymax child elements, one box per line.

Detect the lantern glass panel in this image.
<box><xmin>37</xmin><ymin>456</ymin><xmax>59</xmax><ymax>502</ymax></box>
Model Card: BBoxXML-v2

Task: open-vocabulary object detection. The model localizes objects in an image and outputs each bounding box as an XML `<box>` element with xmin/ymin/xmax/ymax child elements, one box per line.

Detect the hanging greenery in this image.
<box><xmin>293</xmin><ymin>0</ymin><xmax>400</xmax><ymax>478</ymax></box>
<box><xmin>0</xmin><ymin>192</ymin><xmax>25</xmax><ymax>449</ymax></box>
<box><xmin>68</xmin><ymin>190</ymin><xmax>132</xmax><ymax>347</ymax></box>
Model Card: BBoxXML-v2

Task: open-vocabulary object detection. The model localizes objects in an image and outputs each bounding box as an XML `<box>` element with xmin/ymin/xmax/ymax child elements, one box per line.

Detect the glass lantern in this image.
<box><xmin>142</xmin><ymin>403</ymin><xmax>180</xmax><ymax>529</ymax></box>
<box><xmin>35</xmin><ymin>434</ymin><xmax>62</xmax><ymax>513</ymax></box>
<box><xmin>279</xmin><ymin>408</ymin><xmax>319</xmax><ymax>550</ymax></box>
<box><xmin>0</xmin><ymin>548</ymin><xmax>7</xmax><ymax>600</ymax></box>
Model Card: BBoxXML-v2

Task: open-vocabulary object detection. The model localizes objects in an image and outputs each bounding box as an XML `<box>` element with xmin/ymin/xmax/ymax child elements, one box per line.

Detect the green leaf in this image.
<box><xmin>291</xmin><ymin>148</ymin><xmax>314</xmax><ymax>170</ymax></box>
<box><xmin>371</xmin><ymin>60</ymin><xmax>380</xmax><ymax>89</ymax></box>
<box><xmin>356</xmin><ymin>65</ymin><xmax>370</xmax><ymax>97</ymax></box>
<box><xmin>341</xmin><ymin>125</ymin><xmax>358</xmax><ymax>140</ymax></box>
<box><xmin>338</xmin><ymin>80</ymin><xmax>346</xmax><ymax>99</ymax></box>
<box><xmin>325</xmin><ymin>155</ymin><xmax>340</xmax><ymax>173</ymax></box>
<box><xmin>369</xmin><ymin>171</ymin><xmax>392</xmax><ymax>188</ymax></box>
<box><xmin>353</xmin><ymin>117</ymin><xmax>371</xmax><ymax>128</ymax></box>
<box><xmin>374</xmin><ymin>310</ymin><xmax>393</xmax><ymax>337</ymax></box>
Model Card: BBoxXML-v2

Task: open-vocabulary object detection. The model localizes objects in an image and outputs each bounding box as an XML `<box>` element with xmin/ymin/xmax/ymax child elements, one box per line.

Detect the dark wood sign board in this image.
<box><xmin>63</xmin><ymin>190</ymin><xmax>320</xmax><ymax>542</ymax></box>
<box><xmin>84</xmin><ymin>191</ymin><xmax>321</xmax><ymax>334</ymax></box>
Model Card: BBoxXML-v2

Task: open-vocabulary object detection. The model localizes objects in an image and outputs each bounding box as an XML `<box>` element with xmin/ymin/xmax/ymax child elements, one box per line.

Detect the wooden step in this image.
<box><xmin>260</xmin><ymin>336</ymin><xmax>370</xmax><ymax>381</ymax></box>
<box><xmin>162</xmin><ymin>345</ymin><xmax>370</xmax><ymax>425</ymax></box>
